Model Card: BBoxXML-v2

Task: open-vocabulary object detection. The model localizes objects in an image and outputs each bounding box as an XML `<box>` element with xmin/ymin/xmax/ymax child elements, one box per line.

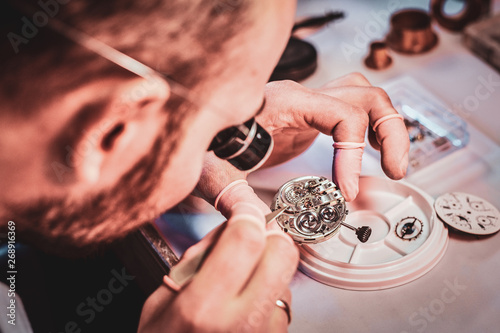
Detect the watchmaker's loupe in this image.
<box><xmin>208</xmin><ymin>118</ymin><xmax>273</xmax><ymax>172</ymax></box>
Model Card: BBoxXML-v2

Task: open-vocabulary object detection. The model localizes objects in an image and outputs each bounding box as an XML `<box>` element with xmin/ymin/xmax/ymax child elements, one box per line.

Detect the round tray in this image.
<box><xmin>298</xmin><ymin>176</ymin><xmax>449</xmax><ymax>290</ymax></box>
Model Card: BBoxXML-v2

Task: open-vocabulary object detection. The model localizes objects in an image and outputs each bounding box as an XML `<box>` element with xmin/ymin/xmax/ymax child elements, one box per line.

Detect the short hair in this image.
<box><xmin>1</xmin><ymin>0</ymin><xmax>250</xmax><ymax>117</ymax></box>
<box><xmin>0</xmin><ymin>0</ymin><xmax>253</xmax><ymax>255</ymax></box>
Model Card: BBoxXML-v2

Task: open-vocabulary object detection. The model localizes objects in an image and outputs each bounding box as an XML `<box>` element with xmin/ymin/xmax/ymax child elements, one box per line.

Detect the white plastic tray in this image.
<box><xmin>299</xmin><ymin>176</ymin><xmax>449</xmax><ymax>290</ymax></box>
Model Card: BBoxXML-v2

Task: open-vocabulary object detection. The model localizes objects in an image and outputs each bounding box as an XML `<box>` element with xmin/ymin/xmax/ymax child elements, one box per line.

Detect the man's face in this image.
<box><xmin>0</xmin><ymin>0</ymin><xmax>297</xmax><ymax>253</ymax></box>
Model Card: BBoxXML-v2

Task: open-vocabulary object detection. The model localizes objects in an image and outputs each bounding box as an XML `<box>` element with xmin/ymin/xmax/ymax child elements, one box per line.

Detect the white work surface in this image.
<box><xmin>157</xmin><ymin>1</ymin><xmax>500</xmax><ymax>332</ymax></box>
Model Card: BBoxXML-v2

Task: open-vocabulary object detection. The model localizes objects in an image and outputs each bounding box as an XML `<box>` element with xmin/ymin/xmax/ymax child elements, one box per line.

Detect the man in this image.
<box><xmin>0</xmin><ymin>0</ymin><xmax>409</xmax><ymax>331</ymax></box>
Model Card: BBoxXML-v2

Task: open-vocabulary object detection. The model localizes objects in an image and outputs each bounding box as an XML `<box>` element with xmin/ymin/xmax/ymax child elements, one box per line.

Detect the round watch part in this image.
<box><xmin>395</xmin><ymin>217</ymin><xmax>424</xmax><ymax>240</ymax></box>
<box><xmin>270</xmin><ymin>176</ymin><xmax>347</xmax><ymax>244</ymax></box>
<box><xmin>295</xmin><ymin>212</ymin><xmax>321</xmax><ymax>235</ymax></box>
<box><xmin>434</xmin><ymin>192</ymin><xmax>500</xmax><ymax>235</ymax></box>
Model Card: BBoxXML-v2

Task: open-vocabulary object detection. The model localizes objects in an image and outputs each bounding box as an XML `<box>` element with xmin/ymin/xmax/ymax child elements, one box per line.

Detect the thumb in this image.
<box><xmin>216</xmin><ymin>182</ymin><xmax>272</xmax><ymax>218</ymax></box>
<box><xmin>332</xmin><ymin>143</ymin><xmax>365</xmax><ymax>202</ymax></box>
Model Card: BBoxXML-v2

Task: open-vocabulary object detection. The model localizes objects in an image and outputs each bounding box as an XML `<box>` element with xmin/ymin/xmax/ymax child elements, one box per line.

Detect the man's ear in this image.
<box><xmin>72</xmin><ymin>76</ymin><xmax>170</xmax><ymax>188</ymax></box>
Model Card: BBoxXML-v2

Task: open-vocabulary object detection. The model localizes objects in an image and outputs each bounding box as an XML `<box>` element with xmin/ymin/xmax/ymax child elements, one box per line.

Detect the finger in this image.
<box><xmin>195</xmin><ymin>151</ymin><xmax>247</xmax><ymax>204</ymax></box>
<box><xmin>303</xmin><ymin>95</ymin><xmax>367</xmax><ymax>200</ymax></box>
<box><xmin>376</xmin><ymin>117</ymin><xmax>410</xmax><ymax>178</ymax></box>
<box><xmin>270</xmin><ymin>85</ymin><xmax>369</xmax><ymax>199</ymax></box>
<box><xmin>320</xmin><ymin>72</ymin><xmax>372</xmax><ymax>90</ymax></box>
<box><xmin>179</xmin><ymin>221</ymin><xmax>227</xmax><ymax>263</ymax></box>
<box><xmin>138</xmin><ymin>284</ymin><xmax>177</xmax><ymax>330</ymax></box>
<box><xmin>169</xmin><ymin>222</ymin><xmax>229</xmax><ymax>287</ymax></box>
<box><xmin>143</xmin><ymin>284</ymin><xmax>177</xmax><ymax>309</ymax></box>
<box><xmin>171</xmin><ymin>203</ymin><xmax>265</xmax><ymax>287</ymax></box>
<box><xmin>333</xmin><ymin>146</ymin><xmax>364</xmax><ymax>202</ymax></box>
<box><xmin>217</xmin><ymin>183</ymin><xmax>272</xmax><ymax>218</ymax></box>
<box><xmin>308</xmin><ymin>97</ymin><xmax>368</xmax><ymax>143</ymax></box>
<box><xmin>232</xmin><ymin>286</ymin><xmax>292</xmax><ymax>332</ymax></box>
<box><xmin>262</xmin><ymin>81</ymin><xmax>368</xmax><ymax>143</ymax></box>
<box><xmin>319</xmin><ymin>73</ymin><xmax>382</xmax><ymax>153</ymax></box>
<box><xmin>186</xmin><ymin>202</ymin><xmax>267</xmax><ymax>299</ymax></box>
<box><xmin>315</xmin><ymin>85</ymin><xmax>409</xmax><ymax>179</ymax></box>
<box><xmin>316</xmin><ymin>86</ymin><xmax>394</xmax><ymax>129</ymax></box>
<box><xmin>240</xmin><ymin>231</ymin><xmax>298</xmax><ymax>308</ymax></box>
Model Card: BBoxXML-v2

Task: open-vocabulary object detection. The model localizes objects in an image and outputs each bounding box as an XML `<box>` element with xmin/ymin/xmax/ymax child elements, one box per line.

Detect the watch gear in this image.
<box><xmin>395</xmin><ymin>217</ymin><xmax>424</xmax><ymax>240</ymax></box>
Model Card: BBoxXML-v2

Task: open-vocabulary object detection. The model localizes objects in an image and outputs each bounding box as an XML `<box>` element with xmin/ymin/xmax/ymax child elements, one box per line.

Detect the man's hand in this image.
<box><xmin>138</xmin><ymin>203</ymin><xmax>299</xmax><ymax>332</ymax></box>
<box><xmin>257</xmin><ymin>73</ymin><xmax>410</xmax><ymax>201</ymax></box>
<box><xmin>195</xmin><ymin>73</ymin><xmax>409</xmax><ymax>206</ymax></box>
<box><xmin>194</xmin><ymin>152</ymin><xmax>272</xmax><ymax>218</ymax></box>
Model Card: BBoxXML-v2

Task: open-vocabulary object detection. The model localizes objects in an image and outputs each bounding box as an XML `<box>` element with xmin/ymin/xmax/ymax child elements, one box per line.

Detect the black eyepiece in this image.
<box><xmin>208</xmin><ymin>118</ymin><xmax>273</xmax><ymax>172</ymax></box>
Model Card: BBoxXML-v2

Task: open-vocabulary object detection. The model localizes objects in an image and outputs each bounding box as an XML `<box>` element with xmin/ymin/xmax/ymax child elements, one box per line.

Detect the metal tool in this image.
<box><xmin>265</xmin><ymin>206</ymin><xmax>287</xmax><ymax>224</ymax></box>
<box><xmin>340</xmin><ymin>222</ymin><xmax>372</xmax><ymax>243</ymax></box>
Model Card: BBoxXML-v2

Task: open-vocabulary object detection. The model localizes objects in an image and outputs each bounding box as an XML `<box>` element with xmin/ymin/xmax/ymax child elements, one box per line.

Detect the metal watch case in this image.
<box><xmin>270</xmin><ymin>176</ymin><xmax>347</xmax><ymax>244</ymax></box>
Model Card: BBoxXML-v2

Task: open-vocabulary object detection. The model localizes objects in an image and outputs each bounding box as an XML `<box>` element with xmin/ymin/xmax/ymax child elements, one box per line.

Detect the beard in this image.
<box><xmin>2</xmin><ymin>97</ymin><xmax>195</xmax><ymax>257</ymax></box>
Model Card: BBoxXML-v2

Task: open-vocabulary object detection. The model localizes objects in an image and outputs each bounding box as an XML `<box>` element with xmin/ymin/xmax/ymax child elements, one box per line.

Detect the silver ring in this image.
<box><xmin>275</xmin><ymin>299</ymin><xmax>292</xmax><ymax>324</ymax></box>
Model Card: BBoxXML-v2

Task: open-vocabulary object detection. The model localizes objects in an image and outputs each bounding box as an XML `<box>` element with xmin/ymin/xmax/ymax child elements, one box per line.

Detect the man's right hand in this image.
<box><xmin>138</xmin><ymin>202</ymin><xmax>299</xmax><ymax>332</ymax></box>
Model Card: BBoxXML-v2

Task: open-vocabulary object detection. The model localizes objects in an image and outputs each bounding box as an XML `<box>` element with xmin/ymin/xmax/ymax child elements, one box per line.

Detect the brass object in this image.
<box><xmin>386</xmin><ymin>9</ymin><xmax>438</xmax><ymax>54</ymax></box>
<box><xmin>364</xmin><ymin>42</ymin><xmax>393</xmax><ymax>70</ymax></box>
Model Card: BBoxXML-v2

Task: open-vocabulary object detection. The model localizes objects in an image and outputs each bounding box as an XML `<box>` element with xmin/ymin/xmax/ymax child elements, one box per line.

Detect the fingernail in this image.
<box><xmin>340</xmin><ymin>180</ymin><xmax>359</xmax><ymax>202</ymax></box>
<box><xmin>399</xmin><ymin>152</ymin><xmax>409</xmax><ymax>176</ymax></box>
<box><xmin>345</xmin><ymin>188</ymin><xmax>358</xmax><ymax>202</ymax></box>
